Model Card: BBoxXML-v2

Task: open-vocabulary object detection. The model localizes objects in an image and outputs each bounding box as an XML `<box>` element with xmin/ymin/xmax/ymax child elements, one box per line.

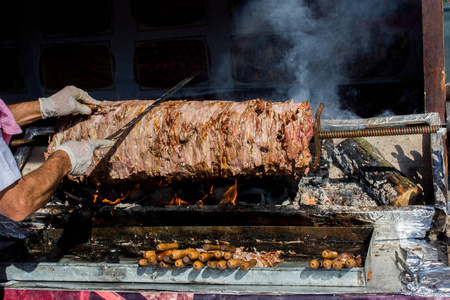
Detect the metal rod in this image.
<box><xmin>319</xmin><ymin>125</ymin><xmax>443</xmax><ymax>139</ymax></box>
<box><xmin>9</xmin><ymin>139</ymin><xmax>37</xmax><ymax>147</ymax></box>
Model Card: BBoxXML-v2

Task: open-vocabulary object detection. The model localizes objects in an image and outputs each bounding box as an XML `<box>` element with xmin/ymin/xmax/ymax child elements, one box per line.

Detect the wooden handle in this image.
<box><xmin>322</xmin><ymin>259</ymin><xmax>332</xmax><ymax>269</ymax></box>
<box><xmin>147</xmin><ymin>256</ymin><xmax>158</xmax><ymax>265</ymax></box>
<box><xmin>213</xmin><ymin>250</ymin><xmax>223</xmax><ymax>260</ymax></box>
<box><xmin>223</xmin><ymin>251</ymin><xmax>233</xmax><ymax>260</ymax></box>
<box><xmin>345</xmin><ymin>258</ymin><xmax>356</xmax><ymax>268</ymax></box>
<box><xmin>240</xmin><ymin>259</ymin><xmax>257</xmax><ymax>271</ymax></box>
<box><xmin>193</xmin><ymin>261</ymin><xmax>204</xmax><ymax>270</ymax></box>
<box><xmin>156</xmin><ymin>243</ymin><xmax>179</xmax><ymax>252</ymax></box>
<box><xmin>216</xmin><ymin>260</ymin><xmax>227</xmax><ymax>269</ymax></box>
<box><xmin>156</xmin><ymin>250</ymin><xmax>173</xmax><ymax>261</ymax></box>
<box><xmin>143</xmin><ymin>250</ymin><xmax>156</xmax><ymax>259</ymax></box>
<box><xmin>170</xmin><ymin>249</ymin><xmax>195</xmax><ymax>260</ymax></box>
<box><xmin>226</xmin><ymin>259</ymin><xmax>245</xmax><ymax>268</ymax></box>
<box><xmin>182</xmin><ymin>256</ymin><xmax>193</xmax><ymax>264</ymax></box>
<box><xmin>163</xmin><ymin>255</ymin><xmax>175</xmax><ymax>264</ymax></box>
<box><xmin>188</xmin><ymin>251</ymin><xmax>200</xmax><ymax>260</ymax></box>
<box><xmin>332</xmin><ymin>261</ymin><xmax>343</xmax><ymax>270</ymax></box>
<box><xmin>85</xmin><ymin>104</ymin><xmax>98</xmax><ymax>111</ymax></box>
<box><xmin>322</xmin><ymin>250</ymin><xmax>338</xmax><ymax>259</ymax></box>
<box><xmin>138</xmin><ymin>259</ymin><xmax>149</xmax><ymax>266</ymax></box>
<box><xmin>309</xmin><ymin>259</ymin><xmax>321</xmax><ymax>269</ymax></box>
<box><xmin>175</xmin><ymin>259</ymin><xmax>184</xmax><ymax>268</ymax></box>
<box><xmin>202</xmin><ymin>244</ymin><xmax>221</xmax><ymax>251</ymax></box>
<box><xmin>220</xmin><ymin>245</ymin><xmax>236</xmax><ymax>252</ymax></box>
<box><xmin>207</xmin><ymin>260</ymin><xmax>218</xmax><ymax>268</ymax></box>
<box><xmin>198</xmin><ymin>252</ymin><xmax>214</xmax><ymax>262</ymax></box>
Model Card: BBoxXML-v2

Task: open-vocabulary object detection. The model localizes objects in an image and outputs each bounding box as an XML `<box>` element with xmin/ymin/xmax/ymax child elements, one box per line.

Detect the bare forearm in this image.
<box><xmin>8</xmin><ymin>101</ymin><xmax>42</xmax><ymax>127</ymax></box>
<box><xmin>0</xmin><ymin>150</ymin><xmax>71</xmax><ymax>222</ymax></box>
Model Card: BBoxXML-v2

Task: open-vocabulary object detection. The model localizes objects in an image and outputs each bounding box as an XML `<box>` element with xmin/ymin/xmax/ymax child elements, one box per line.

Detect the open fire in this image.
<box><xmin>88</xmin><ymin>178</ymin><xmax>239</xmax><ymax>206</ymax></box>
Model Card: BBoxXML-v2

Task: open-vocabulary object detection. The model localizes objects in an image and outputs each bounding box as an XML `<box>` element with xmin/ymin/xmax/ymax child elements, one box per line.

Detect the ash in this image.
<box><xmin>294</xmin><ymin>143</ymin><xmax>377</xmax><ymax>207</ymax></box>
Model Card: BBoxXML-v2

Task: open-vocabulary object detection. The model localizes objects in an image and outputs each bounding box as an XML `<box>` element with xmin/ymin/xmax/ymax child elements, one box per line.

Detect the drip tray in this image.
<box><xmin>0</xmin><ymin>225</ymin><xmax>373</xmax><ymax>287</ymax></box>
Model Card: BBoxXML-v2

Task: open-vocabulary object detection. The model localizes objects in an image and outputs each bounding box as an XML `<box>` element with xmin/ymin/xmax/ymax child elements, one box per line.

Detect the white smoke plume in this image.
<box><xmin>232</xmin><ymin>0</ymin><xmax>405</xmax><ymax>119</ymax></box>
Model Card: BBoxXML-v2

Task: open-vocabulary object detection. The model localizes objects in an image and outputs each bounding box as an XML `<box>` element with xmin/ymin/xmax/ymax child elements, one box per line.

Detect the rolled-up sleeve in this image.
<box><xmin>0</xmin><ymin>99</ymin><xmax>22</xmax><ymax>191</ymax></box>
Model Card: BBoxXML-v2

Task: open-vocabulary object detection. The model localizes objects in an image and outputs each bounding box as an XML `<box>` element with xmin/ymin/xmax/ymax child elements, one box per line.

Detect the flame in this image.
<box><xmin>102</xmin><ymin>191</ymin><xmax>130</xmax><ymax>205</ymax></box>
<box><xmin>170</xmin><ymin>193</ymin><xmax>189</xmax><ymax>206</ymax></box>
<box><xmin>92</xmin><ymin>194</ymin><xmax>99</xmax><ymax>203</ymax></box>
<box><xmin>153</xmin><ymin>181</ymin><xmax>170</xmax><ymax>188</ymax></box>
<box><xmin>92</xmin><ymin>190</ymin><xmax>135</xmax><ymax>205</ymax></box>
<box><xmin>197</xmin><ymin>185</ymin><xmax>214</xmax><ymax>206</ymax></box>
<box><xmin>219</xmin><ymin>179</ymin><xmax>237</xmax><ymax>205</ymax></box>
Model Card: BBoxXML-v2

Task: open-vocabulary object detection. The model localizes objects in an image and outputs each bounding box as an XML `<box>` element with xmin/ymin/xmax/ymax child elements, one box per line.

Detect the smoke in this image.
<box><xmin>232</xmin><ymin>0</ymin><xmax>405</xmax><ymax>119</ymax></box>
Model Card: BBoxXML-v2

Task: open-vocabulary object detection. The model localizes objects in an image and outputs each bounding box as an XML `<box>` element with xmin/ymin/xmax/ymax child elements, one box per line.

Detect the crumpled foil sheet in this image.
<box><xmin>400</xmin><ymin>239</ymin><xmax>450</xmax><ymax>296</ymax></box>
<box><xmin>354</xmin><ymin>206</ymin><xmax>435</xmax><ymax>240</ymax></box>
<box><xmin>322</xmin><ymin>112</ymin><xmax>447</xmax><ymax>215</ymax></box>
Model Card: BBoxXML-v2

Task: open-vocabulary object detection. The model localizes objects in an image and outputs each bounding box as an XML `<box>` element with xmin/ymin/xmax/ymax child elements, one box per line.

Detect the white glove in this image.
<box><xmin>55</xmin><ymin>140</ymin><xmax>115</xmax><ymax>175</ymax></box>
<box><xmin>39</xmin><ymin>86</ymin><xmax>102</xmax><ymax>119</ymax></box>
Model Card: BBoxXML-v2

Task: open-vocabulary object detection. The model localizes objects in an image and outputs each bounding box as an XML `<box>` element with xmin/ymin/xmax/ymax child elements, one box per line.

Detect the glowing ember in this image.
<box><xmin>301</xmin><ymin>194</ymin><xmax>317</xmax><ymax>205</ymax></box>
<box><xmin>170</xmin><ymin>193</ymin><xmax>189</xmax><ymax>206</ymax></box>
<box><xmin>197</xmin><ymin>185</ymin><xmax>215</xmax><ymax>206</ymax></box>
<box><xmin>219</xmin><ymin>179</ymin><xmax>237</xmax><ymax>205</ymax></box>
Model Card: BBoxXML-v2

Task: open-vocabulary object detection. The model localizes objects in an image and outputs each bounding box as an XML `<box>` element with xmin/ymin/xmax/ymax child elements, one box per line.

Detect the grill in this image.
<box><xmin>0</xmin><ymin>0</ymin><xmax>447</xmax><ymax>296</ymax></box>
<box><xmin>0</xmin><ymin>110</ymin><xmax>444</xmax><ymax>294</ymax></box>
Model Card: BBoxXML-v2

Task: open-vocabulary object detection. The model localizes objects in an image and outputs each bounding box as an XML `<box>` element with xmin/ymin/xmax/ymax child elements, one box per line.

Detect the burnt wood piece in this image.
<box><xmin>334</xmin><ymin>137</ymin><xmax>420</xmax><ymax>206</ymax></box>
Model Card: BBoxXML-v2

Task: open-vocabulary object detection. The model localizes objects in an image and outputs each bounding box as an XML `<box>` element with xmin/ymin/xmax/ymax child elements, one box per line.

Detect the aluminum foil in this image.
<box><xmin>360</xmin><ymin>207</ymin><xmax>434</xmax><ymax>240</ymax></box>
<box><xmin>399</xmin><ymin>239</ymin><xmax>450</xmax><ymax>296</ymax></box>
<box><xmin>322</xmin><ymin>206</ymin><xmax>435</xmax><ymax>240</ymax></box>
<box><xmin>13</xmin><ymin>126</ymin><xmax>54</xmax><ymax>171</ymax></box>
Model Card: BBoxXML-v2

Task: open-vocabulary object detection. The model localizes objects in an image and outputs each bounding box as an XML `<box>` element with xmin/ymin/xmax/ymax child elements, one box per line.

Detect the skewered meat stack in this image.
<box><xmin>138</xmin><ymin>242</ymin><xmax>283</xmax><ymax>270</ymax></box>
<box><xmin>47</xmin><ymin>99</ymin><xmax>314</xmax><ymax>184</ymax></box>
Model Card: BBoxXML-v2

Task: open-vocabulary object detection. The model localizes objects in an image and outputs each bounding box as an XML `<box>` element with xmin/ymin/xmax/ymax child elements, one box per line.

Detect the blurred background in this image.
<box><xmin>0</xmin><ymin>0</ymin><xmax>426</xmax><ymax>118</ymax></box>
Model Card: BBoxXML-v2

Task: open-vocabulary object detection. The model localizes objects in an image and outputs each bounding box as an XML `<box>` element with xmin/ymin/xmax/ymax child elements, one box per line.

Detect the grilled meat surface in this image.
<box><xmin>48</xmin><ymin>99</ymin><xmax>314</xmax><ymax>184</ymax></box>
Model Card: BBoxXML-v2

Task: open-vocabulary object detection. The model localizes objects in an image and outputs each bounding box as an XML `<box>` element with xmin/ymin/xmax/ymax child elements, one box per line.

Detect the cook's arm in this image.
<box><xmin>0</xmin><ymin>150</ymin><xmax>71</xmax><ymax>222</ymax></box>
<box><xmin>0</xmin><ymin>139</ymin><xmax>114</xmax><ymax>222</ymax></box>
<box><xmin>8</xmin><ymin>101</ymin><xmax>41</xmax><ymax>127</ymax></box>
<box><xmin>8</xmin><ymin>86</ymin><xmax>101</xmax><ymax>127</ymax></box>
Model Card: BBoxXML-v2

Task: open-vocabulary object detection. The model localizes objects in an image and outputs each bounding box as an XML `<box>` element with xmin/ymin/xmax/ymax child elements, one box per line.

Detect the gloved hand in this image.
<box><xmin>39</xmin><ymin>86</ymin><xmax>102</xmax><ymax>119</ymax></box>
<box><xmin>55</xmin><ymin>140</ymin><xmax>115</xmax><ymax>175</ymax></box>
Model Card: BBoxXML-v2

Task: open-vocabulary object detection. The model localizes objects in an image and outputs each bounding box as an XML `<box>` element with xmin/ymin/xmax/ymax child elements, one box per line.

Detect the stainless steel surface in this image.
<box><xmin>0</xmin><ymin>233</ymin><xmax>408</xmax><ymax>294</ymax></box>
<box><xmin>0</xmin><ymin>262</ymin><xmax>365</xmax><ymax>287</ymax></box>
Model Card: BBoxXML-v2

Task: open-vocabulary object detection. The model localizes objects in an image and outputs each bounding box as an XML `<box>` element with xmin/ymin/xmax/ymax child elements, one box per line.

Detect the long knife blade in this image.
<box><xmin>106</xmin><ymin>66</ymin><xmax>206</xmax><ymax>140</ymax></box>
